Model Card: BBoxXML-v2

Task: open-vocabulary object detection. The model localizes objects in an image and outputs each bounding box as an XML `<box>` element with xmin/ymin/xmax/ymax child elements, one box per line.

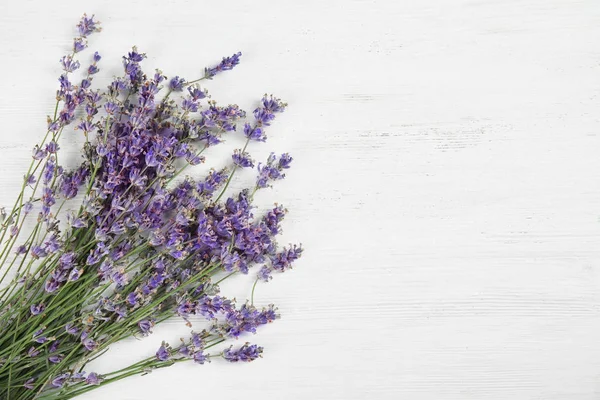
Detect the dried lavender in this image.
<box><xmin>0</xmin><ymin>14</ymin><xmax>302</xmax><ymax>400</ymax></box>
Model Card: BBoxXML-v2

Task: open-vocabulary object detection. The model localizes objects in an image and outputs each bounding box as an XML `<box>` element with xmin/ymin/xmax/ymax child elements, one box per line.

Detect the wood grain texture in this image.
<box><xmin>1</xmin><ymin>0</ymin><xmax>600</xmax><ymax>399</ymax></box>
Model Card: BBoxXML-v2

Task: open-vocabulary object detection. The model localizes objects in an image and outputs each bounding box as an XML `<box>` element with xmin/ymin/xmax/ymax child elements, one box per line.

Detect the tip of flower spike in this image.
<box><xmin>204</xmin><ymin>51</ymin><xmax>242</xmax><ymax>79</ymax></box>
<box><xmin>77</xmin><ymin>14</ymin><xmax>101</xmax><ymax>38</ymax></box>
<box><xmin>126</xmin><ymin>46</ymin><xmax>146</xmax><ymax>62</ymax></box>
<box><xmin>223</xmin><ymin>343</ymin><xmax>263</xmax><ymax>362</ymax></box>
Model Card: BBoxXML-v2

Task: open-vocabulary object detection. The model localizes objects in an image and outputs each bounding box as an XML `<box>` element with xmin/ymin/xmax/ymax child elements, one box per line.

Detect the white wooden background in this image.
<box><xmin>1</xmin><ymin>0</ymin><xmax>600</xmax><ymax>399</ymax></box>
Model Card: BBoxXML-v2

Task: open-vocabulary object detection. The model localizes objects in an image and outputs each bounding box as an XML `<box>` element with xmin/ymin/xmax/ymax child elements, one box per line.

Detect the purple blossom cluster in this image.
<box><xmin>223</xmin><ymin>343</ymin><xmax>263</xmax><ymax>362</ymax></box>
<box><xmin>0</xmin><ymin>14</ymin><xmax>303</xmax><ymax>400</ymax></box>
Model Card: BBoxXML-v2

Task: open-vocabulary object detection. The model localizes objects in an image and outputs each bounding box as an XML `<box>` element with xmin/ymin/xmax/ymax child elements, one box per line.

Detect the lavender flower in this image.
<box><xmin>49</xmin><ymin>354</ymin><xmax>64</xmax><ymax>364</ymax></box>
<box><xmin>232</xmin><ymin>149</ymin><xmax>254</xmax><ymax>168</ymax></box>
<box><xmin>258</xmin><ymin>266</ymin><xmax>272</xmax><ymax>282</ymax></box>
<box><xmin>60</xmin><ymin>55</ymin><xmax>80</xmax><ymax>72</ymax></box>
<box><xmin>223</xmin><ymin>343</ymin><xmax>263</xmax><ymax>363</ymax></box>
<box><xmin>156</xmin><ymin>343</ymin><xmax>171</xmax><ymax>361</ymax></box>
<box><xmin>32</xmin><ymin>145</ymin><xmax>47</xmax><ymax>160</ymax></box>
<box><xmin>65</xmin><ymin>323</ymin><xmax>79</xmax><ymax>335</ymax></box>
<box><xmin>205</xmin><ymin>52</ymin><xmax>242</xmax><ymax>78</ymax></box>
<box><xmin>45</xmin><ymin>141</ymin><xmax>59</xmax><ymax>154</ymax></box>
<box><xmin>188</xmin><ymin>85</ymin><xmax>206</xmax><ymax>101</ymax></box>
<box><xmin>77</xmin><ymin>14</ymin><xmax>101</xmax><ymax>37</ymax></box>
<box><xmin>169</xmin><ymin>76</ymin><xmax>186</xmax><ymax>92</ymax></box>
<box><xmin>23</xmin><ymin>378</ymin><xmax>35</xmax><ymax>390</ymax></box>
<box><xmin>271</xmin><ymin>244</ymin><xmax>303</xmax><ymax>272</ymax></box>
<box><xmin>51</xmin><ymin>373</ymin><xmax>70</xmax><ymax>388</ymax></box>
<box><xmin>86</xmin><ymin>372</ymin><xmax>103</xmax><ymax>385</ymax></box>
<box><xmin>30</xmin><ymin>303</ymin><xmax>45</xmax><ymax>316</ymax></box>
<box><xmin>138</xmin><ymin>319</ymin><xmax>154</xmax><ymax>336</ymax></box>
<box><xmin>73</xmin><ymin>37</ymin><xmax>87</xmax><ymax>53</ymax></box>
<box><xmin>30</xmin><ymin>245</ymin><xmax>47</xmax><ymax>259</ymax></box>
<box><xmin>27</xmin><ymin>346</ymin><xmax>41</xmax><ymax>358</ymax></box>
<box><xmin>256</xmin><ymin>153</ymin><xmax>293</xmax><ymax>188</ymax></box>
<box><xmin>193</xmin><ymin>351</ymin><xmax>208</xmax><ymax>364</ymax></box>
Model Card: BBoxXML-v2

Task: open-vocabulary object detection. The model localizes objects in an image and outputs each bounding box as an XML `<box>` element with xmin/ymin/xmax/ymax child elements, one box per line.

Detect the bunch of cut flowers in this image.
<box><xmin>0</xmin><ymin>14</ymin><xmax>302</xmax><ymax>400</ymax></box>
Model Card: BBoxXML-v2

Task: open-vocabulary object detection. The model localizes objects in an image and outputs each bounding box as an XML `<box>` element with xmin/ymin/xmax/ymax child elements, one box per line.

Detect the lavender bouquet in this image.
<box><xmin>0</xmin><ymin>14</ymin><xmax>302</xmax><ymax>399</ymax></box>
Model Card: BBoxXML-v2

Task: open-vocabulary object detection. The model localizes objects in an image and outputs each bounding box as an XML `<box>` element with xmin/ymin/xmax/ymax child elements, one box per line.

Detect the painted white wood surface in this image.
<box><xmin>1</xmin><ymin>0</ymin><xmax>600</xmax><ymax>399</ymax></box>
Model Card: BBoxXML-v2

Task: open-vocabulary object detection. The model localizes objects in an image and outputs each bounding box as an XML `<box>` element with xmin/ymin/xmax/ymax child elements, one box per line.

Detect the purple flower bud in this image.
<box><xmin>71</xmin><ymin>372</ymin><xmax>86</xmax><ymax>383</ymax></box>
<box><xmin>65</xmin><ymin>323</ymin><xmax>79</xmax><ymax>335</ymax></box>
<box><xmin>149</xmin><ymin>231</ymin><xmax>165</xmax><ymax>246</ymax></box>
<box><xmin>49</xmin><ymin>354</ymin><xmax>64</xmax><ymax>364</ymax></box>
<box><xmin>27</xmin><ymin>346</ymin><xmax>41</xmax><ymax>358</ymax></box>
<box><xmin>81</xmin><ymin>79</ymin><xmax>92</xmax><ymax>90</ymax></box>
<box><xmin>42</xmin><ymin>187</ymin><xmax>56</xmax><ymax>209</ymax></box>
<box><xmin>34</xmin><ymin>336</ymin><xmax>49</xmax><ymax>344</ymax></box>
<box><xmin>104</xmin><ymin>102</ymin><xmax>118</xmax><ymax>115</ymax></box>
<box><xmin>86</xmin><ymin>372</ymin><xmax>102</xmax><ymax>385</ymax></box>
<box><xmin>182</xmin><ymin>98</ymin><xmax>198</xmax><ymax>112</ymax></box>
<box><xmin>68</xmin><ymin>267</ymin><xmax>83</xmax><ymax>282</ymax></box>
<box><xmin>169</xmin><ymin>76</ymin><xmax>186</xmax><ymax>92</ymax></box>
<box><xmin>81</xmin><ymin>332</ymin><xmax>97</xmax><ymax>351</ymax></box>
<box><xmin>188</xmin><ymin>85</ymin><xmax>206</xmax><ymax>101</ymax></box>
<box><xmin>110</xmin><ymin>222</ymin><xmax>126</xmax><ymax>235</ymax></box>
<box><xmin>30</xmin><ymin>303</ymin><xmax>45</xmax><ymax>316</ymax></box>
<box><xmin>138</xmin><ymin>319</ymin><xmax>154</xmax><ymax>336</ymax></box>
<box><xmin>73</xmin><ymin>37</ymin><xmax>87</xmax><ymax>53</ymax></box>
<box><xmin>60</xmin><ymin>252</ymin><xmax>76</xmax><ymax>268</ymax></box>
<box><xmin>232</xmin><ymin>150</ymin><xmax>254</xmax><ymax>168</ymax></box>
<box><xmin>126</xmin><ymin>292</ymin><xmax>138</xmax><ymax>306</ymax></box>
<box><xmin>25</xmin><ymin>173</ymin><xmax>36</xmax><ymax>186</ymax></box>
<box><xmin>77</xmin><ymin>120</ymin><xmax>94</xmax><ymax>133</ymax></box>
<box><xmin>179</xmin><ymin>346</ymin><xmax>191</xmax><ymax>357</ymax></box>
<box><xmin>22</xmin><ymin>201</ymin><xmax>33</xmax><ymax>216</ymax></box>
<box><xmin>262</xmin><ymin>94</ymin><xmax>287</xmax><ymax>113</ymax></box>
<box><xmin>23</xmin><ymin>378</ymin><xmax>35</xmax><ymax>390</ymax></box>
<box><xmin>256</xmin><ymin>153</ymin><xmax>292</xmax><ymax>189</ymax></box>
<box><xmin>253</xmin><ymin>109</ymin><xmax>275</xmax><ymax>126</ymax></box>
<box><xmin>44</xmin><ymin>234</ymin><xmax>61</xmax><ymax>254</ymax></box>
<box><xmin>31</xmin><ymin>245</ymin><xmax>48</xmax><ymax>259</ymax></box>
<box><xmin>186</xmin><ymin>152</ymin><xmax>204</xmax><ymax>166</ymax></box>
<box><xmin>271</xmin><ymin>244</ymin><xmax>303</xmax><ymax>272</ymax></box>
<box><xmin>9</xmin><ymin>225</ymin><xmax>19</xmax><ymax>237</ymax></box>
<box><xmin>205</xmin><ymin>52</ymin><xmax>242</xmax><ymax>78</ymax></box>
<box><xmin>45</xmin><ymin>278</ymin><xmax>59</xmax><ymax>293</ymax></box>
<box><xmin>51</xmin><ymin>373</ymin><xmax>70</xmax><ymax>388</ymax></box>
<box><xmin>174</xmin><ymin>143</ymin><xmax>189</xmax><ymax>158</ymax></box>
<box><xmin>32</xmin><ymin>145</ymin><xmax>47</xmax><ymax>160</ymax></box>
<box><xmin>77</xmin><ymin>14</ymin><xmax>101</xmax><ymax>37</ymax></box>
<box><xmin>71</xmin><ymin>218</ymin><xmax>87</xmax><ymax>228</ymax></box>
<box><xmin>60</xmin><ymin>55</ymin><xmax>80</xmax><ymax>73</ymax></box>
<box><xmin>15</xmin><ymin>245</ymin><xmax>27</xmax><ymax>255</ymax></box>
<box><xmin>145</xmin><ymin>148</ymin><xmax>159</xmax><ymax>167</ymax></box>
<box><xmin>223</xmin><ymin>343</ymin><xmax>263</xmax><ymax>363</ymax></box>
<box><xmin>81</xmin><ymin>335</ymin><xmax>97</xmax><ymax>351</ymax></box>
<box><xmin>49</xmin><ymin>340</ymin><xmax>60</xmax><ymax>353</ymax></box>
<box><xmin>278</xmin><ymin>153</ymin><xmax>293</xmax><ymax>169</ymax></box>
<box><xmin>111</xmin><ymin>269</ymin><xmax>128</xmax><ymax>287</ymax></box>
<box><xmin>258</xmin><ymin>266</ymin><xmax>272</xmax><ymax>282</ymax></box>
<box><xmin>127</xmin><ymin>47</ymin><xmax>145</xmax><ymax>62</ymax></box>
<box><xmin>243</xmin><ymin>123</ymin><xmax>265</xmax><ymax>141</ymax></box>
<box><xmin>42</xmin><ymin>161</ymin><xmax>56</xmax><ymax>184</ymax></box>
<box><xmin>191</xmin><ymin>332</ymin><xmax>204</xmax><ymax>348</ymax></box>
<box><xmin>156</xmin><ymin>344</ymin><xmax>170</xmax><ymax>361</ymax></box>
<box><xmin>193</xmin><ymin>351</ymin><xmax>207</xmax><ymax>364</ymax></box>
